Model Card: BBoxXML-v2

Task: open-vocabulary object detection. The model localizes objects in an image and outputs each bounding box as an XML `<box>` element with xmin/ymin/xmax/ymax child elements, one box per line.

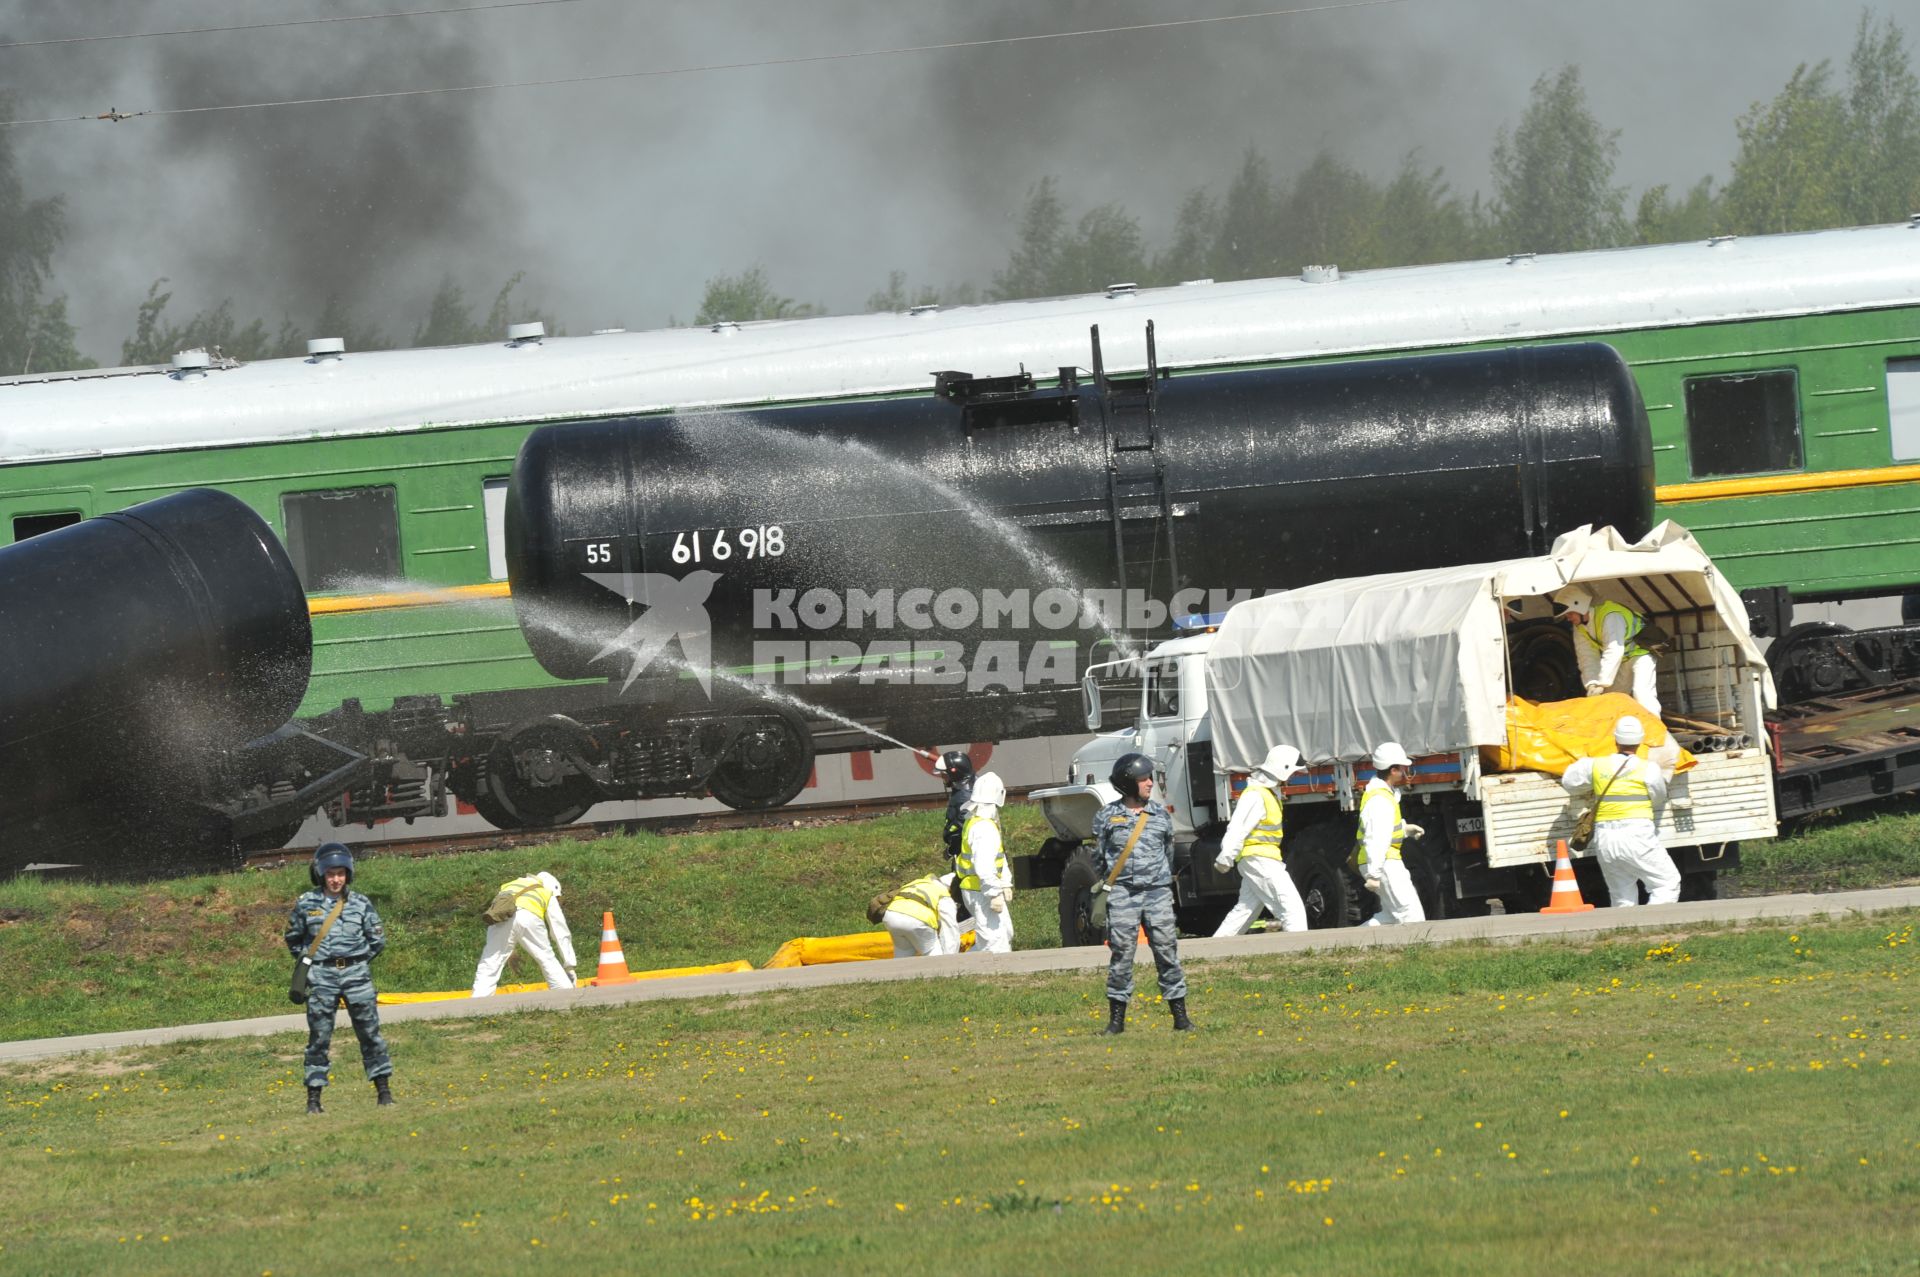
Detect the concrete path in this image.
<box><xmin>3</xmin><ymin>886</ymin><xmax>1916</xmax><ymax>1065</ymax></box>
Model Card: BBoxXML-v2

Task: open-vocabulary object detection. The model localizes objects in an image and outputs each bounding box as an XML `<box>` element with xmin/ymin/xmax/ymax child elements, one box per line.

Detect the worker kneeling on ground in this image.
<box><xmin>958</xmin><ymin>772</ymin><xmax>1015</xmax><ymax>953</ymax></box>
<box><xmin>1554</xmin><ymin>587</ymin><xmax>1661</xmax><ymax>715</ymax></box>
<box><xmin>1213</xmin><ymin>744</ymin><xmax>1309</xmax><ymax>936</ymax></box>
<box><xmin>1095</xmin><ymin>753</ymin><xmax>1192</xmax><ymax>1034</ymax></box>
<box><xmin>471</xmin><ymin>871</ymin><xmax>579</xmax><ymax>996</ymax></box>
<box><xmin>1561</xmin><ymin>716</ymin><xmax>1680</xmax><ymax>907</ymax></box>
<box><xmin>1352</xmin><ymin>743</ymin><xmax>1427</xmax><ymax>926</ymax></box>
<box><xmin>285</xmin><ymin>843</ymin><xmax>394</xmax><ymax>1114</ymax></box>
<box><xmin>868</xmin><ymin>871</ymin><xmax>960</xmax><ymax>957</ymax></box>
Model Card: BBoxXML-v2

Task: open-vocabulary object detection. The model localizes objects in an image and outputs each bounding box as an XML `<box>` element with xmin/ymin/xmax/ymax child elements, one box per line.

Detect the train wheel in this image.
<box><xmin>1057</xmin><ymin>846</ymin><xmax>1102</xmax><ymax>947</ymax></box>
<box><xmin>707</xmin><ymin>707</ymin><xmax>814</xmax><ymax>811</ymax></box>
<box><xmin>483</xmin><ymin>717</ymin><xmax>600</xmax><ymax>828</ymax></box>
<box><xmin>1768</xmin><ymin>622</ymin><xmax>1856</xmax><ymax>703</ymax></box>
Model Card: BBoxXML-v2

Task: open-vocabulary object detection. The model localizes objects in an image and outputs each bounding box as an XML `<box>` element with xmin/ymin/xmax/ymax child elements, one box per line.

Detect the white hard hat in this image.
<box><xmin>1613</xmin><ymin>716</ymin><xmax>1645</xmax><ymax>746</ymax></box>
<box><xmin>967</xmin><ymin>772</ymin><xmax>1007</xmax><ymax>808</ymax></box>
<box><xmin>1552</xmin><ymin>587</ymin><xmax>1594</xmax><ymax>616</ymax></box>
<box><xmin>537</xmin><ymin>871</ymin><xmax>561</xmax><ymax>896</ymax></box>
<box><xmin>1372</xmin><ymin>742</ymin><xmax>1414</xmax><ymax>771</ymax></box>
<box><xmin>1254</xmin><ymin>745</ymin><xmax>1304</xmax><ymax>783</ymax></box>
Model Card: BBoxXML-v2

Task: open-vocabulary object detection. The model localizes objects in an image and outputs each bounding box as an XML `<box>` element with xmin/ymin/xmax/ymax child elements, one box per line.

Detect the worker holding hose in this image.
<box><xmin>957</xmin><ymin>771</ymin><xmax>1015</xmax><ymax>953</ymax></box>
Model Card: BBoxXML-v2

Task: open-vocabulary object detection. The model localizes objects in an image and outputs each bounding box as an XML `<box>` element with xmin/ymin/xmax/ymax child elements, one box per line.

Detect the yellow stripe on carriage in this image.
<box><xmin>1657</xmin><ymin>463</ymin><xmax>1920</xmax><ymax>503</ymax></box>
<box><xmin>307</xmin><ymin>580</ymin><xmax>513</xmax><ymax>615</ymax></box>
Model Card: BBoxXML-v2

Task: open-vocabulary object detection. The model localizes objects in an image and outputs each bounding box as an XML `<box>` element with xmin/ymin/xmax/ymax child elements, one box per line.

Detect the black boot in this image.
<box><xmin>1102</xmin><ymin>998</ymin><xmax>1127</xmax><ymax>1035</ymax></box>
<box><xmin>1169</xmin><ymin>997</ymin><xmax>1194</xmax><ymax>1031</ymax></box>
<box><xmin>305</xmin><ymin>1086</ymin><xmax>324</xmax><ymax>1115</ymax></box>
<box><xmin>374</xmin><ymin>1077</ymin><xmax>394</xmax><ymax>1107</ymax></box>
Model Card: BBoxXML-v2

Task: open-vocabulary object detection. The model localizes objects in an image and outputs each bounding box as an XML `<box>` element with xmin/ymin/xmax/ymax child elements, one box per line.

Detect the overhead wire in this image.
<box><xmin>0</xmin><ymin>0</ymin><xmax>600</xmax><ymax>51</ymax></box>
<box><xmin>0</xmin><ymin>0</ymin><xmax>1413</xmax><ymax>128</ymax></box>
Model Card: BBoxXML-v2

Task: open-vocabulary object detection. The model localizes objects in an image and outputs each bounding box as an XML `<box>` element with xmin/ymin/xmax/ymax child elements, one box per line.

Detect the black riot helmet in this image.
<box><xmin>1109</xmin><ymin>753</ymin><xmax>1156</xmax><ymax>798</ymax></box>
<box><xmin>933</xmin><ymin>750</ymin><xmax>975</xmax><ymax>787</ymax></box>
<box><xmin>310</xmin><ymin>842</ymin><xmax>355</xmax><ymax>886</ymax></box>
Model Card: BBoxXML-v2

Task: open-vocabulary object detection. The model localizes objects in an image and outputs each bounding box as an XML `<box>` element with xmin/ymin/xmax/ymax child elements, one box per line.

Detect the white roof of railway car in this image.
<box><xmin>4</xmin><ymin>221</ymin><xmax>1918</xmax><ymax>466</ymax></box>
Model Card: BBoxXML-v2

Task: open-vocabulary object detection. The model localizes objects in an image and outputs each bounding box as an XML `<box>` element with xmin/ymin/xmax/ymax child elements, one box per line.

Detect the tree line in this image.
<box><xmin>2</xmin><ymin>11</ymin><xmax>1916</xmax><ymax>376</ymax></box>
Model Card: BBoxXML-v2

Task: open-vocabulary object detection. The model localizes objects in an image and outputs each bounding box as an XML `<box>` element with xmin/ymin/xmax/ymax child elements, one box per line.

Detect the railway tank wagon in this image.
<box><xmin>0</xmin><ymin>222</ymin><xmax>1918</xmax><ymax>860</ymax></box>
<box><xmin>0</xmin><ymin>490</ymin><xmax>315</xmax><ymax>872</ymax></box>
<box><xmin>501</xmin><ymin>339</ymin><xmax>1653</xmax><ymax>813</ymax></box>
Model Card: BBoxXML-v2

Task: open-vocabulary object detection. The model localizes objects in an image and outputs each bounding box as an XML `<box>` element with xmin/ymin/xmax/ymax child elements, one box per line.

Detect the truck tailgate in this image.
<box><xmin>1481</xmin><ymin>748</ymin><xmax>1777</xmax><ymax>867</ymax></box>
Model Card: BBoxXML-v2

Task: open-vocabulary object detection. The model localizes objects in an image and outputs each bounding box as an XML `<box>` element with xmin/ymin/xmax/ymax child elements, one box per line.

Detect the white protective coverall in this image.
<box><xmin>959</xmin><ymin>772</ymin><xmax>1015</xmax><ymax>954</ymax></box>
<box><xmin>881</xmin><ymin>872</ymin><xmax>960</xmax><ymax>957</ymax></box>
<box><xmin>1357</xmin><ymin>777</ymin><xmax>1425</xmax><ymax>926</ymax></box>
<box><xmin>1573</xmin><ymin>604</ymin><xmax>1661</xmax><ymax>716</ymax></box>
<box><xmin>1211</xmin><ymin>762</ymin><xmax>1307</xmax><ymax>936</ymax></box>
<box><xmin>471</xmin><ymin>871</ymin><xmax>579</xmax><ymax>995</ymax></box>
<box><xmin>1561</xmin><ymin>753</ymin><xmax>1680</xmax><ymax>907</ymax></box>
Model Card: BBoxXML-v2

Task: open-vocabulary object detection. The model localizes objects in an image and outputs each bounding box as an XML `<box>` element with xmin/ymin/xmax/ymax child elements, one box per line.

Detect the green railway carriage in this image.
<box><xmin>3</xmin><ymin>222</ymin><xmax>1919</xmax><ymax>843</ymax></box>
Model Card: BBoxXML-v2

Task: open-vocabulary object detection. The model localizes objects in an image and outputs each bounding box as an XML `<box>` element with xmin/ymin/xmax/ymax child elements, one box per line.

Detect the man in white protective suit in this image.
<box><xmin>1554</xmin><ymin>586</ymin><xmax>1661</xmax><ymax>715</ymax></box>
<box><xmin>471</xmin><ymin>871</ymin><xmax>579</xmax><ymax>995</ymax></box>
<box><xmin>1352</xmin><ymin>743</ymin><xmax>1428</xmax><ymax>926</ymax></box>
<box><xmin>1560</xmin><ymin>716</ymin><xmax>1681</xmax><ymax>907</ymax></box>
<box><xmin>1212</xmin><ymin>745</ymin><xmax>1310</xmax><ymax>936</ymax></box>
<box><xmin>957</xmin><ymin>771</ymin><xmax>1015</xmax><ymax>954</ymax></box>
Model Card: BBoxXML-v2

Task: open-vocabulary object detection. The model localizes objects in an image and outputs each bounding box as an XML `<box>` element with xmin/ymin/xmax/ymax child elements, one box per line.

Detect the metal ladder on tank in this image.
<box><xmin>1091</xmin><ymin>320</ymin><xmax>1180</xmax><ymax>605</ymax></box>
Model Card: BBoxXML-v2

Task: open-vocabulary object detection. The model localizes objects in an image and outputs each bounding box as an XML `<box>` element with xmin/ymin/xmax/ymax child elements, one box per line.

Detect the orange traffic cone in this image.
<box><xmin>1540</xmin><ymin>840</ymin><xmax>1596</xmax><ymax>914</ymax></box>
<box><xmin>589</xmin><ymin>911</ymin><xmax>637</xmax><ymax>985</ymax></box>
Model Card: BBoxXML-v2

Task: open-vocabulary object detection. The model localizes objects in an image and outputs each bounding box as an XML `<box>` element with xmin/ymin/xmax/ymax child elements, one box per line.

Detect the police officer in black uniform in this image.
<box><xmin>934</xmin><ymin>750</ymin><xmax>976</xmax><ymax>862</ymax></box>
<box><xmin>934</xmin><ymin>750</ymin><xmax>977</xmax><ymax>921</ymax></box>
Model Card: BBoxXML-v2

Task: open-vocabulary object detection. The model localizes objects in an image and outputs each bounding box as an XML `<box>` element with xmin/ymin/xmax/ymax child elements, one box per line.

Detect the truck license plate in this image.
<box><xmin>1454</xmin><ymin>816</ymin><xmax>1484</xmax><ymax>833</ymax></box>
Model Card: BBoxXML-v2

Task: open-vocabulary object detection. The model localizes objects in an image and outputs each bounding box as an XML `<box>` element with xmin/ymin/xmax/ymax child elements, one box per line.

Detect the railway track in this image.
<box><xmin>240</xmin><ymin>788</ymin><xmax>1038</xmax><ymax>871</ymax></box>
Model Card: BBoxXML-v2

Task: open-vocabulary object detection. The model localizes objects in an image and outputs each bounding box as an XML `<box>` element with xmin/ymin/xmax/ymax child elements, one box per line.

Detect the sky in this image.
<box><xmin>0</xmin><ymin>0</ymin><xmax>1880</xmax><ymax>364</ymax></box>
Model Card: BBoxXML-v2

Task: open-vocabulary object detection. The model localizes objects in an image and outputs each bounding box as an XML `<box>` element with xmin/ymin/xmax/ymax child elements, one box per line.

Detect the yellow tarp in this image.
<box><xmin>1480</xmin><ymin>692</ymin><xmax>1696</xmax><ymax>777</ymax></box>
<box><xmin>375</xmin><ymin>960</ymin><xmax>754</xmax><ymax>1004</ymax></box>
<box><xmin>763</xmin><ymin>929</ymin><xmax>978</xmax><ymax>968</ymax></box>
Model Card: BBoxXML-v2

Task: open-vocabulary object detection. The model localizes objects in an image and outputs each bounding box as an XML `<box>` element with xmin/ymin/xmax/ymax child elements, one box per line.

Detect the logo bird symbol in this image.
<box><xmin>583</xmin><ymin>570</ymin><xmax>721</xmax><ymax>695</ymax></box>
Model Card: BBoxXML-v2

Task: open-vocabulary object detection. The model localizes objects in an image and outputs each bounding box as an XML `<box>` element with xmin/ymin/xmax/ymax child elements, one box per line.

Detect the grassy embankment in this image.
<box><xmin>4</xmin><ymin>799</ymin><xmax>1920</xmax><ymax>1042</ymax></box>
<box><xmin>0</xmin><ymin>807</ymin><xmax>1057</xmax><ymax>1041</ymax></box>
<box><xmin>0</xmin><ymin>913</ymin><xmax>1914</xmax><ymax>1274</ymax></box>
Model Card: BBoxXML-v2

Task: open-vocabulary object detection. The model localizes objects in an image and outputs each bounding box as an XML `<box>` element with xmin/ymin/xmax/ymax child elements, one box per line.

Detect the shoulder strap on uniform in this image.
<box><xmin>306</xmin><ymin>896</ymin><xmax>349</xmax><ymax>959</ymax></box>
<box><xmin>1105</xmin><ymin>811</ymin><xmax>1151</xmax><ymax>887</ymax></box>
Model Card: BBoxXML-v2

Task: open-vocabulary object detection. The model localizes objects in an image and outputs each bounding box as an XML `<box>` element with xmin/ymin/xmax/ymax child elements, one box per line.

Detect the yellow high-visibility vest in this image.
<box><xmin>1238</xmin><ymin>786</ymin><xmax>1285</xmax><ymax>863</ymax></box>
<box><xmin>1353</xmin><ymin>782</ymin><xmax>1405</xmax><ymax>866</ymax></box>
<box><xmin>956</xmin><ymin>816</ymin><xmax>1008</xmax><ymax>891</ymax></box>
<box><xmin>1593</xmin><ymin>756</ymin><xmax>1654</xmax><ymax>822</ymax></box>
<box><xmin>498</xmin><ymin>875</ymin><xmax>553</xmax><ymax>920</ymax></box>
<box><xmin>886</xmin><ymin>875</ymin><xmax>947</xmax><ymax>929</ymax></box>
<box><xmin>1579</xmin><ymin>600</ymin><xmax>1652</xmax><ymax>662</ymax></box>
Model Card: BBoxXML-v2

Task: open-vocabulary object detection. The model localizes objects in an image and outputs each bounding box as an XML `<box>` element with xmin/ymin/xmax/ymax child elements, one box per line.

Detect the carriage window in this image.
<box><xmin>12</xmin><ymin>511</ymin><xmax>83</xmax><ymax>542</ymax></box>
<box><xmin>1888</xmin><ymin>359</ymin><xmax>1920</xmax><ymax>461</ymax></box>
<box><xmin>281</xmin><ymin>486</ymin><xmax>399</xmax><ymax>592</ymax></box>
<box><xmin>1684</xmin><ymin>369</ymin><xmax>1802</xmax><ymax>478</ymax></box>
<box><xmin>482</xmin><ymin>478</ymin><xmax>510</xmax><ymax>581</ymax></box>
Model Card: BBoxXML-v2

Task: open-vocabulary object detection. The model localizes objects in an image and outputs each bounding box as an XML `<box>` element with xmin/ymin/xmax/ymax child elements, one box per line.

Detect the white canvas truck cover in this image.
<box><xmin>1203</xmin><ymin>521</ymin><xmax>1769</xmax><ymax>770</ymax></box>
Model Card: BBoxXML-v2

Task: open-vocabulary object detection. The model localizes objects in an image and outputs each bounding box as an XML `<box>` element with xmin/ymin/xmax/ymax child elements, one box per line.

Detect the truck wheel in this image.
<box><xmin>1058</xmin><ymin>846</ymin><xmax>1102</xmax><ymax>947</ymax></box>
<box><xmin>1284</xmin><ymin>823</ymin><xmax>1353</xmax><ymax>929</ymax></box>
<box><xmin>1402</xmin><ymin>834</ymin><xmax>1447</xmax><ymax>920</ymax></box>
<box><xmin>1679</xmin><ymin>869</ymin><xmax>1718</xmax><ymax>901</ymax></box>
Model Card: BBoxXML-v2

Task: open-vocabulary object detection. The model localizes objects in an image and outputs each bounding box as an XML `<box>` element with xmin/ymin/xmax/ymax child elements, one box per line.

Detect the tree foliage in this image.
<box><xmin>1727</xmin><ymin>13</ymin><xmax>1920</xmax><ymax>234</ymax></box>
<box><xmin>1489</xmin><ymin>66</ymin><xmax>1628</xmax><ymax>252</ymax></box>
<box><xmin>0</xmin><ymin>97</ymin><xmax>91</xmax><ymax>375</ymax></box>
<box><xmin>692</xmin><ymin>267</ymin><xmax>823</xmax><ymax>325</ymax></box>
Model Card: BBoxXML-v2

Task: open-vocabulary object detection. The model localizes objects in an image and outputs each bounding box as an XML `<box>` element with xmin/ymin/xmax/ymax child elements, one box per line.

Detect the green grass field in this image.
<box><xmin>0</xmin><ymin>807</ymin><xmax>1058</xmax><ymax>1041</ymax></box>
<box><xmin>3</xmin><ymin>800</ymin><xmax>1920</xmax><ymax>1044</ymax></box>
<box><xmin>0</xmin><ymin>913</ymin><xmax>1913</xmax><ymax>1275</ymax></box>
